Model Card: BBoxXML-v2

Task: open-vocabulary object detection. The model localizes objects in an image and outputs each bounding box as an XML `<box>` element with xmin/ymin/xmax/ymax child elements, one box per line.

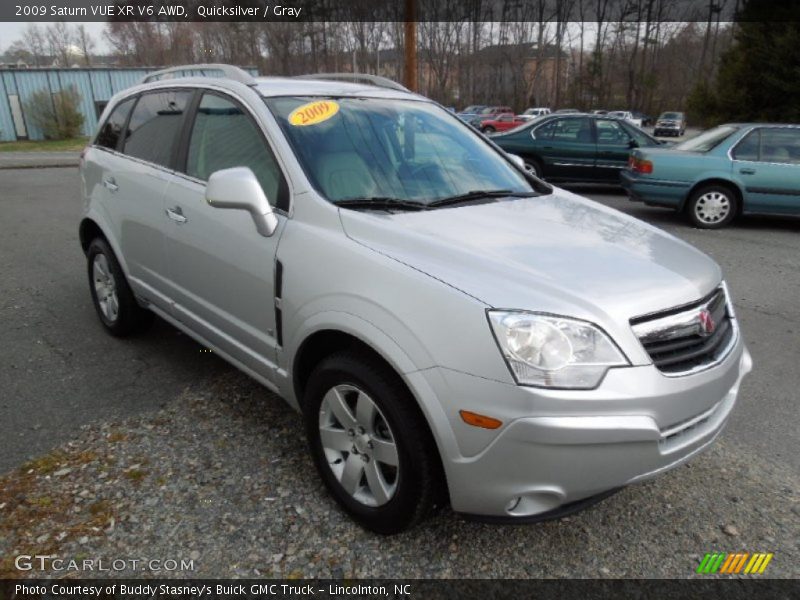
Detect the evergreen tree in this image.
<box><xmin>688</xmin><ymin>1</ymin><xmax>800</xmax><ymax>125</ymax></box>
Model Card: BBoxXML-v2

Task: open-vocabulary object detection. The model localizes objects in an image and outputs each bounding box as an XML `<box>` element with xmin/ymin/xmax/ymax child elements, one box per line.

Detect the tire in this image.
<box><xmin>86</xmin><ymin>237</ymin><xmax>153</xmax><ymax>336</ymax></box>
<box><xmin>685</xmin><ymin>184</ymin><xmax>738</xmax><ymax>229</ymax></box>
<box><xmin>481</xmin><ymin>126</ymin><xmax>495</xmax><ymax>133</ymax></box>
<box><xmin>303</xmin><ymin>351</ymin><xmax>443</xmax><ymax>534</ymax></box>
<box><xmin>523</xmin><ymin>158</ymin><xmax>544</xmax><ymax>179</ymax></box>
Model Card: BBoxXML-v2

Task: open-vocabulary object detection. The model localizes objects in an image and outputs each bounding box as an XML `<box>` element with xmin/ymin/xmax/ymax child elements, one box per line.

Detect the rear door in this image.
<box><xmin>732</xmin><ymin>127</ymin><xmax>800</xmax><ymax>215</ymax></box>
<box><xmin>84</xmin><ymin>96</ymin><xmax>136</xmax><ymax>244</ymax></box>
<box><xmin>531</xmin><ymin>116</ymin><xmax>597</xmax><ymax>180</ymax></box>
<box><xmin>111</xmin><ymin>89</ymin><xmax>194</xmax><ymax>311</ymax></box>
<box><xmin>594</xmin><ymin>118</ymin><xmax>636</xmax><ymax>181</ymax></box>
<box><xmin>162</xmin><ymin>90</ymin><xmax>290</xmax><ymax>381</ymax></box>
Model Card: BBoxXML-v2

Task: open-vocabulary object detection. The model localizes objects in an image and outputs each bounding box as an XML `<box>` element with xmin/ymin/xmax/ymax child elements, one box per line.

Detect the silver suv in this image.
<box><xmin>80</xmin><ymin>65</ymin><xmax>752</xmax><ymax>533</ymax></box>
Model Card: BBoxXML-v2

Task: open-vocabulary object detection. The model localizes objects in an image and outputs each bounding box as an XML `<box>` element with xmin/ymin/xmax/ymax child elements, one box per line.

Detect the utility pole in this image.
<box><xmin>404</xmin><ymin>0</ymin><xmax>417</xmax><ymax>91</ymax></box>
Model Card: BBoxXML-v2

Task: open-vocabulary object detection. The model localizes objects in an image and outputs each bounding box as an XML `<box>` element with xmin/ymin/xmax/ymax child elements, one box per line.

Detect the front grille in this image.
<box><xmin>631</xmin><ymin>288</ymin><xmax>735</xmax><ymax>375</ymax></box>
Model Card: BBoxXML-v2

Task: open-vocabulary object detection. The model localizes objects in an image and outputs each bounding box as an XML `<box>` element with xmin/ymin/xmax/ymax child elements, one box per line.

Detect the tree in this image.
<box><xmin>26</xmin><ymin>86</ymin><xmax>85</xmax><ymax>140</ymax></box>
<box><xmin>46</xmin><ymin>22</ymin><xmax>75</xmax><ymax>66</ymax></box>
<box><xmin>689</xmin><ymin>1</ymin><xmax>800</xmax><ymax>124</ymax></box>
<box><xmin>7</xmin><ymin>24</ymin><xmax>48</xmax><ymax>66</ymax></box>
<box><xmin>75</xmin><ymin>25</ymin><xmax>96</xmax><ymax>66</ymax></box>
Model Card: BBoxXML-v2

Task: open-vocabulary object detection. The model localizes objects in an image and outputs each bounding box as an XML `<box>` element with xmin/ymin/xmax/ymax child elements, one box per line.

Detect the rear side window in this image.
<box><xmin>536</xmin><ymin>117</ymin><xmax>592</xmax><ymax>143</ymax></box>
<box><xmin>186</xmin><ymin>93</ymin><xmax>284</xmax><ymax>206</ymax></box>
<box><xmin>95</xmin><ymin>98</ymin><xmax>134</xmax><ymax>150</ymax></box>
<box><xmin>732</xmin><ymin>129</ymin><xmax>760</xmax><ymax>161</ymax></box>
<box><xmin>122</xmin><ymin>91</ymin><xmax>192</xmax><ymax>168</ymax></box>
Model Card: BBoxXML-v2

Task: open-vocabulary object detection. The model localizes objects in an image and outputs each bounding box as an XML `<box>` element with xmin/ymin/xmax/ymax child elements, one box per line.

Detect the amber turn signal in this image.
<box><xmin>459</xmin><ymin>410</ymin><xmax>503</xmax><ymax>430</ymax></box>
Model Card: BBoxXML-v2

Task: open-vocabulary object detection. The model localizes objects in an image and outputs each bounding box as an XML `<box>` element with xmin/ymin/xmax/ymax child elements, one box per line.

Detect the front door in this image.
<box><xmin>531</xmin><ymin>116</ymin><xmax>597</xmax><ymax>180</ymax></box>
<box><xmin>162</xmin><ymin>91</ymin><xmax>290</xmax><ymax>381</ymax></box>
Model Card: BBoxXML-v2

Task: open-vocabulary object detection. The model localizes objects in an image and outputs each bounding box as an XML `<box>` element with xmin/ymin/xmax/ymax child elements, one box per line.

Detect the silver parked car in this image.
<box><xmin>80</xmin><ymin>65</ymin><xmax>752</xmax><ymax>533</ymax></box>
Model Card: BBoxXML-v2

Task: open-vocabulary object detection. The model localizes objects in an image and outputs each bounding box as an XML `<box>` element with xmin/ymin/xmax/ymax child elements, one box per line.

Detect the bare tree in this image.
<box><xmin>75</xmin><ymin>25</ymin><xmax>96</xmax><ymax>66</ymax></box>
<box><xmin>9</xmin><ymin>24</ymin><xmax>49</xmax><ymax>66</ymax></box>
<box><xmin>46</xmin><ymin>22</ymin><xmax>76</xmax><ymax>67</ymax></box>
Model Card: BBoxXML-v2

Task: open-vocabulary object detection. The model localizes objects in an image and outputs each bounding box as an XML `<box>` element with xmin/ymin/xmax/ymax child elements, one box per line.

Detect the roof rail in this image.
<box><xmin>294</xmin><ymin>73</ymin><xmax>409</xmax><ymax>92</ymax></box>
<box><xmin>140</xmin><ymin>64</ymin><xmax>256</xmax><ymax>86</ymax></box>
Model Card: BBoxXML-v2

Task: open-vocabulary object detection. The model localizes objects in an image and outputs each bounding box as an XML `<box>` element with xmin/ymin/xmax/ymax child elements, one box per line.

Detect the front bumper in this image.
<box><xmin>413</xmin><ymin>336</ymin><xmax>752</xmax><ymax>518</ymax></box>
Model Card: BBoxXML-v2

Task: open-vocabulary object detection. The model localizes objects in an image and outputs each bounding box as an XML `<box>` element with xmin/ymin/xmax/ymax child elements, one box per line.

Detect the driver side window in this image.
<box><xmin>186</xmin><ymin>93</ymin><xmax>285</xmax><ymax>207</ymax></box>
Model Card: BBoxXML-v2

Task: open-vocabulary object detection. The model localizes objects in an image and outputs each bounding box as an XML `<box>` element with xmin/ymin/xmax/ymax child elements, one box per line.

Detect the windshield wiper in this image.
<box><xmin>427</xmin><ymin>189</ymin><xmax>537</xmax><ymax>208</ymax></box>
<box><xmin>332</xmin><ymin>197</ymin><xmax>429</xmax><ymax>212</ymax></box>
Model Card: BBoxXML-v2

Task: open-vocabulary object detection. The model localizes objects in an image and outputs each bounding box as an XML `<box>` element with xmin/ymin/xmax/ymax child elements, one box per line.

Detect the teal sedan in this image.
<box><xmin>621</xmin><ymin>124</ymin><xmax>800</xmax><ymax>228</ymax></box>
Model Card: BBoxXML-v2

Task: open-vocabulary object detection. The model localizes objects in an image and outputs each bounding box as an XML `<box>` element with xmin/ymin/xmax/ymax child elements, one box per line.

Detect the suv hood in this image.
<box><xmin>339</xmin><ymin>188</ymin><xmax>722</xmax><ymax>330</ymax></box>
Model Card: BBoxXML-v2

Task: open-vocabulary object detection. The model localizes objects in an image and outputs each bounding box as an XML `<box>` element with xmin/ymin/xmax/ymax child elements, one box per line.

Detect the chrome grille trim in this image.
<box><xmin>631</xmin><ymin>285</ymin><xmax>738</xmax><ymax>377</ymax></box>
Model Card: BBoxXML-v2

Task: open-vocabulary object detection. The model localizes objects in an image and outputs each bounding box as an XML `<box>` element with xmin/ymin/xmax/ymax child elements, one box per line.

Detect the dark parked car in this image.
<box><xmin>456</xmin><ymin>104</ymin><xmax>488</xmax><ymax>122</ymax></box>
<box><xmin>654</xmin><ymin>112</ymin><xmax>687</xmax><ymax>137</ymax></box>
<box><xmin>492</xmin><ymin>113</ymin><xmax>662</xmax><ymax>182</ymax></box>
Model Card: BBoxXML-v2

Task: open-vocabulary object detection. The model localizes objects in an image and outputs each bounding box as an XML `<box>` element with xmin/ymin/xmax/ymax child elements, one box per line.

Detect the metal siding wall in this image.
<box><xmin>1</xmin><ymin>67</ymin><xmax>264</xmax><ymax>141</ymax></box>
<box><xmin>13</xmin><ymin>71</ymin><xmax>50</xmax><ymax>140</ymax></box>
<box><xmin>90</xmin><ymin>71</ymin><xmax>113</xmax><ymax>101</ymax></box>
<box><xmin>108</xmin><ymin>70</ymin><xmax>148</xmax><ymax>95</ymax></box>
<box><xmin>0</xmin><ymin>74</ymin><xmax>16</xmax><ymax>141</ymax></box>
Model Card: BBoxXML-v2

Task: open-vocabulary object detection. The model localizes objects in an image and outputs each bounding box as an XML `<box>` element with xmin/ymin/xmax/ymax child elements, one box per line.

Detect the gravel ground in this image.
<box><xmin>2</xmin><ymin>370</ymin><xmax>798</xmax><ymax>579</ymax></box>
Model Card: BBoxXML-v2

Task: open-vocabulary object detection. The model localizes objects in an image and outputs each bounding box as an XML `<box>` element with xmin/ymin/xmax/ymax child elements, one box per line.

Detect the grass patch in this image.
<box><xmin>0</xmin><ymin>137</ymin><xmax>89</xmax><ymax>153</ymax></box>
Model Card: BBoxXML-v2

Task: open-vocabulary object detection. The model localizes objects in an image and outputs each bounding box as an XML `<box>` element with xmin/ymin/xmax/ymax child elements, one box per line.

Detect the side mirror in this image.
<box><xmin>628</xmin><ymin>139</ymin><xmax>639</xmax><ymax>149</ymax></box>
<box><xmin>508</xmin><ymin>154</ymin><xmax>526</xmax><ymax>170</ymax></box>
<box><xmin>206</xmin><ymin>167</ymin><xmax>278</xmax><ymax>237</ymax></box>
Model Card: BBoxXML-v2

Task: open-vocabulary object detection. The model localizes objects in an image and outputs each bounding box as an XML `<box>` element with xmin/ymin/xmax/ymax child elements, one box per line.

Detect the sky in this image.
<box><xmin>0</xmin><ymin>22</ymin><xmax>109</xmax><ymax>53</ymax></box>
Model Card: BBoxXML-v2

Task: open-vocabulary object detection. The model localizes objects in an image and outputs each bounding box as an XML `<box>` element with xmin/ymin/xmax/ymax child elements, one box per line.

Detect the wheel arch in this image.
<box><xmin>291</xmin><ymin>325</ymin><xmax>453</xmax><ymax>504</ymax></box>
<box><xmin>683</xmin><ymin>178</ymin><xmax>745</xmax><ymax>214</ymax></box>
<box><xmin>79</xmin><ymin>215</ymin><xmax>131</xmax><ymax>275</ymax></box>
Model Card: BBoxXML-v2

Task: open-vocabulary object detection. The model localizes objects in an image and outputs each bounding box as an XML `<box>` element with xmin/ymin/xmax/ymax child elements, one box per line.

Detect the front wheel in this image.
<box><xmin>303</xmin><ymin>352</ymin><xmax>443</xmax><ymax>534</ymax></box>
<box><xmin>685</xmin><ymin>185</ymin><xmax>737</xmax><ymax>229</ymax></box>
<box><xmin>481</xmin><ymin>126</ymin><xmax>495</xmax><ymax>133</ymax></box>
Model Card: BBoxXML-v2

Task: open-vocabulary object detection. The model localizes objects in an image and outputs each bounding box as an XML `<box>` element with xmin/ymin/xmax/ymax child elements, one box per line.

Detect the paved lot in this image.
<box><xmin>0</xmin><ymin>151</ymin><xmax>80</xmax><ymax>169</ymax></box>
<box><xmin>0</xmin><ymin>168</ymin><xmax>798</xmax><ymax>578</ymax></box>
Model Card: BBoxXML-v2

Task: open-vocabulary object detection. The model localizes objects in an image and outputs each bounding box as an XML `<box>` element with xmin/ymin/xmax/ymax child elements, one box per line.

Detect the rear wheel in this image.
<box><xmin>303</xmin><ymin>351</ymin><xmax>442</xmax><ymax>534</ymax></box>
<box><xmin>87</xmin><ymin>238</ymin><xmax>153</xmax><ymax>336</ymax></box>
<box><xmin>685</xmin><ymin>184</ymin><xmax>737</xmax><ymax>229</ymax></box>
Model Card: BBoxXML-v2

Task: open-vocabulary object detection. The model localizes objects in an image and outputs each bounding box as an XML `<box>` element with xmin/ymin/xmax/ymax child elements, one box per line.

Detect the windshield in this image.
<box><xmin>265</xmin><ymin>97</ymin><xmax>535</xmax><ymax>205</ymax></box>
<box><xmin>660</xmin><ymin>112</ymin><xmax>681</xmax><ymax>120</ymax></box>
<box><xmin>674</xmin><ymin>125</ymin><xmax>739</xmax><ymax>152</ymax></box>
<box><xmin>461</xmin><ymin>105</ymin><xmax>483</xmax><ymax>114</ymax></box>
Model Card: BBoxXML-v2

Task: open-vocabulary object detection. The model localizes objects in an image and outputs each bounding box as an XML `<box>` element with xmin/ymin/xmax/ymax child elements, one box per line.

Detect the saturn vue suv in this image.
<box><xmin>79</xmin><ymin>64</ymin><xmax>752</xmax><ymax>533</ymax></box>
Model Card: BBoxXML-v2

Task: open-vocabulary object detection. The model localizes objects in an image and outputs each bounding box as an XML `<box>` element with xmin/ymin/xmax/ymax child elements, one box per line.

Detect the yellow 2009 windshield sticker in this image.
<box><xmin>288</xmin><ymin>100</ymin><xmax>340</xmax><ymax>126</ymax></box>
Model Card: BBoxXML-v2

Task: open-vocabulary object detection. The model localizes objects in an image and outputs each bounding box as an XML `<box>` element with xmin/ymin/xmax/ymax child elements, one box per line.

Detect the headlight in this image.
<box><xmin>488</xmin><ymin>311</ymin><xmax>628</xmax><ymax>389</ymax></box>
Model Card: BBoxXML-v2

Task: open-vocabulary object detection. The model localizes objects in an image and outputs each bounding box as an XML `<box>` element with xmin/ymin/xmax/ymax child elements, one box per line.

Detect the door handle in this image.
<box><xmin>103</xmin><ymin>177</ymin><xmax>118</xmax><ymax>192</ymax></box>
<box><xmin>165</xmin><ymin>206</ymin><xmax>187</xmax><ymax>224</ymax></box>
<box><xmin>739</xmin><ymin>168</ymin><xmax>756</xmax><ymax>175</ymax></box>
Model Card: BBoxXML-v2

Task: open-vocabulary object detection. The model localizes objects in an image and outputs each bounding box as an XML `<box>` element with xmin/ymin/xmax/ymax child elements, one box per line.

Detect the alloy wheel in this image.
<box><xmin>92</xmin><ymin>253</ymin><xmax>119</xmax><ymax>322</ymax></box>
<box><xmin>318</xmin><ymin>384</ymin><xmax>399</xmax><ymax>507</ymax></box>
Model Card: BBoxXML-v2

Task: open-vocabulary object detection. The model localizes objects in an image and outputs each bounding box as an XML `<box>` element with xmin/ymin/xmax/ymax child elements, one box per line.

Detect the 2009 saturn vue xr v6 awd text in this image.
<box><xmin>79</xmin><ymin>65</ymin><xmax>752</xmax><ymax>533</ymax></box>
